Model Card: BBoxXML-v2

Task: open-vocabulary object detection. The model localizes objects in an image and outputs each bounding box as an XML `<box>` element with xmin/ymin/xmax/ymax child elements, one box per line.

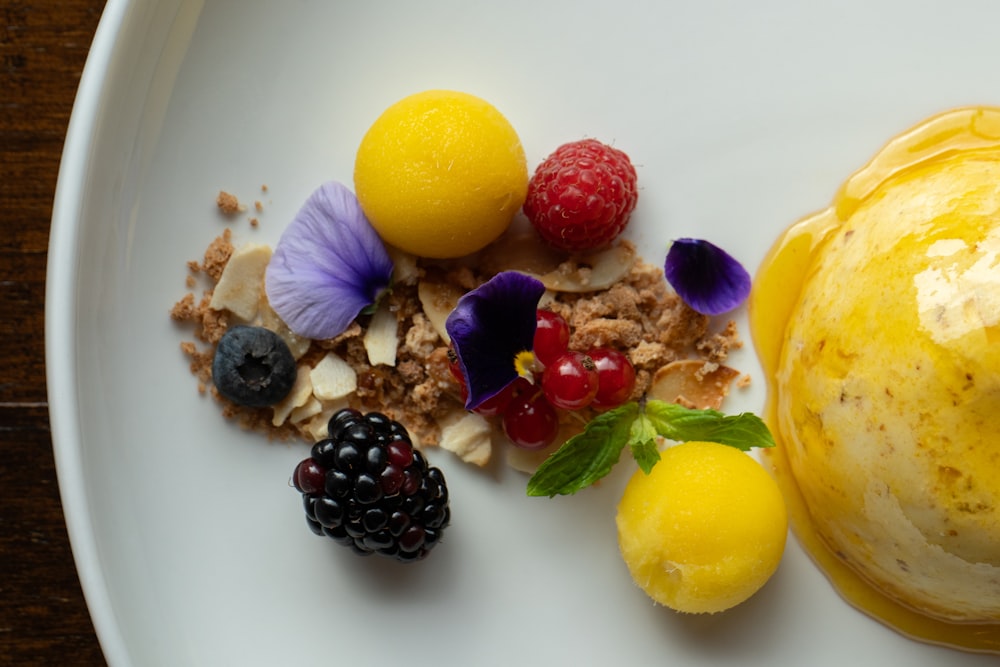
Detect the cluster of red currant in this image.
<box><xmin>448</xmin><ymin>309</ymin><xmax>637</xmax><ymax>450</ymax></box>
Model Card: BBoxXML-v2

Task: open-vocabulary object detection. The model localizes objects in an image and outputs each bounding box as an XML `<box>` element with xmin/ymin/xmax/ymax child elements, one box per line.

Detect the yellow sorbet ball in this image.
<box><xmin>353</xmin><ymin>90</ymin><xmax>528</xmax><ymax>259</ymax></box>
<box><xmin>616</xmin><ymin>441</ymin><xmax>787</xmax><ymax>614</ymax></box>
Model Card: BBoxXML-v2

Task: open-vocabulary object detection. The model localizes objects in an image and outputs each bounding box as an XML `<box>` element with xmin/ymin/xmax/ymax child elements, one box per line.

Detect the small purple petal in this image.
<box><xmin>265</xmin><ymin>181</ymin><xmax>394</xmax><ymax>339</ymax></box>
<box><xmin>664</xmin><ymin>238</ymin><xmax>751</xmax><ymax>316</ymax></box>
<box><xmin>445</xmin><ymin>271</ymin><xmax>545</xmax><ymax>411</ymax></box>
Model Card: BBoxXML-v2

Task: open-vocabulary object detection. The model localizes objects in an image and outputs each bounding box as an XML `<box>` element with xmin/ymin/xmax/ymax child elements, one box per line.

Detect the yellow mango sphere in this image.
<box><xmin>616</xmin><ymin>441</ymin><xmax>787</xmax><ymax>614</ymax></box>
<box><xmin>353</xmin><ymin>90</ymin><xmax>528</xmax><ymax>259</ymax></box>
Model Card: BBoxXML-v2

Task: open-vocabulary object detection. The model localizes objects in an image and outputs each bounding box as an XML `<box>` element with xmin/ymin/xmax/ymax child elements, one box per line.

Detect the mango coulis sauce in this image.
<box><xmin>750</xmin><ymin>106</ymin><xmax>1000</xmax><ymax>653</ymax></box>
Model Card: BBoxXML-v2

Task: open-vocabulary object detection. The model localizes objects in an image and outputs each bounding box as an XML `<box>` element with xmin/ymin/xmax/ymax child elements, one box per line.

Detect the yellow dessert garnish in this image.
<box><xmin>616</xmin><ymin>441</ymin><xmax>787</xmax><ymax>614</ymax></box>
<box><xmin>751</xmin><ymin>106</ymin><xmax>1000</xmax><ymax>652</ymax></box>
<box><xmin>353</xmin><ymin>90</ymin><xmax>528</xmax><ymax>259</ymax></box>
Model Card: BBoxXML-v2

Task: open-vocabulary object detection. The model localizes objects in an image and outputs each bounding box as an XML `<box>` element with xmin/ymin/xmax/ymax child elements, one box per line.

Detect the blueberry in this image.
<box><xmin>211</xmin><ymin>326</ymin><xmax>296</xmax><ymax>407</ymax></box>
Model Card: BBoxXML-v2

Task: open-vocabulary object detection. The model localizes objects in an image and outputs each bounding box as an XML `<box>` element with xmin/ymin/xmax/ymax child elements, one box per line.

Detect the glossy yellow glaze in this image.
<box><xmin>751</xmin><ymin>106</ymin><xmax>1000</xmax><ymax>653</ymax></box>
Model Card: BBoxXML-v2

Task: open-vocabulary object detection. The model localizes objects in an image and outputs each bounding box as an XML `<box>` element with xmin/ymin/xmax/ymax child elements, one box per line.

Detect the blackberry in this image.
<box><xmin>292</xmin><ymin>408</ymin><xmax>451</xmax><ymax>562</ymax></box>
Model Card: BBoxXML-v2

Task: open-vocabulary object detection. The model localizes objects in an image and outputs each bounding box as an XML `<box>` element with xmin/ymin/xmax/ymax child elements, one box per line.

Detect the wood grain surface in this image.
<box><xmin>2</xmin><ymin>1</ymin><xmax>109</xmax><ymax>665</ymax></box>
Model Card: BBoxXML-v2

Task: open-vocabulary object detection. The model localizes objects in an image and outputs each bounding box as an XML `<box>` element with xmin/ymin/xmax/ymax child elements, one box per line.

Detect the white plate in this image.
<box><xmin>47</xmin><ymin>1</ymin><xmax>1000</xmax><ymax>665</ymax></box>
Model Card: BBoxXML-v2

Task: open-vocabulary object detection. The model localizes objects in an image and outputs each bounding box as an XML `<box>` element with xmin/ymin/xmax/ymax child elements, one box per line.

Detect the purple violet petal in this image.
<box><xmin>445</xmin><ymin>271</ymin><xmax>545</xmax><ymax>411</ymax></box>
<box><xmin>265</xmin><ymin>181</ymin><xmax>394</xmax><ymax>339</ymax></box>
<box><xmin>664</xmin><ymin>238</ymin><xmax>751</xmax><ymax>316</ymax></box>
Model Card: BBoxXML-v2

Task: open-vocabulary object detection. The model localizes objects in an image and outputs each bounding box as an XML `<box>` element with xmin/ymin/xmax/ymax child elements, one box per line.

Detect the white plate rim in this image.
<box><xmin>46</xmin><ymin>1</ymin><xmax>132</xmax><ymax>664</ymax></box>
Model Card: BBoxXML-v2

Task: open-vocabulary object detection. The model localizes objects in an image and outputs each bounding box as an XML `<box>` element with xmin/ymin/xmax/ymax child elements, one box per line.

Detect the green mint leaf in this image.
<box><xmin>526</xmin><ymin>402</ymin><xmax>639</xmax><ymax>497</ymax></box>
<box><xmin>644</xmin><ymin>399</ymin><xmax>775</xmax><ymax>451</ymax></box>
<box><xmin>629</xmin><ymin>413</ymin><xmax>660</xmax><ymax>474</ymax></box>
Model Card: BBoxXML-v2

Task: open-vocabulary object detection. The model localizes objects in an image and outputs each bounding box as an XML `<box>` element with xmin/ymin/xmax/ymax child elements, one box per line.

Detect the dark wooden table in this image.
<box><xmin>2</xmin><ymin>1</ymin><xmax>109</xmax><ymax>665</ymax></box>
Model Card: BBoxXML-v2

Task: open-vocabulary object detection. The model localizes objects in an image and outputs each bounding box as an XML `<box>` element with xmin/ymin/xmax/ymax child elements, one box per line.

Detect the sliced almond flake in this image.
<box><xmin>438</xmin><ymin>411</ymin><xmax>492</xmax><ymax>466</ymax></box>
<box><xmin>536</xmin><ymin>243</ymin><xmax>636</xmax><ymax>293</ymax></box>
<box><xmin>304</xmin><ymin>399</ymin><xmax>350</xmax><ymax>441</ymax></box>
<box><xmin>364</xmin><ymin>300</ymin><xmax>398</xmax><ymax>366</ymax></box>
<box><xmin>289</xmin><ymin>396</ymin><xmax>323</xmax><ymax>424</ymax></box>
<box><xmin>209</xmin><ymin>243</ymin><xmax>272</xmax><ymax>320</ymax></box>
<box><xmin>271</xmin><ymin>365</ymin><xmax>314</xmax><ymax>426</ymax></box>
<box><xmin>258</xmin><ymin>293</ymin><xmax>312</xmax><ymax>360</ymax></box>
<box><xmin>478</xmin><ymin>224</ymin><xmax>566</xmax><ymax>276</ymax></box>
<box><xmin>647</xmin><ymin>360</ymin><xmax>740</xmax><ymax>410</ymax></box>
<box><xmin>310</xmin><ymin>353</ymin><xmax>357</xmax><ymax>401</ymax></box>
<box><xmin>417</xmin><ymin>281</ymin><xmax>464</xmax><ymax>344</ymax></box>
<box><xmin>388</xmin><ymin>246</ymin><xmax>420</xmax><ymax>285</ymax></box>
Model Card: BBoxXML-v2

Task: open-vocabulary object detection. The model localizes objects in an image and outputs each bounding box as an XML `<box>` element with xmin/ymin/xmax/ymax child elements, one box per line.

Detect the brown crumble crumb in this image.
<box><xmin>201</xmin><ymin>229</ymin><xmax>234</xmax><ymax>282</ymax></box>
<box><xmin>696</xmin><ymin>319</ymin><xmax>743</xmax><ymax>363</ymax></box>
<box><xmin>737</xmin><ymin>374</ymin><xmax>752</xmax><ymax>388</ymax></box>
<box><xmin>254</xmin><ymin>200</ymin><xmax>264</xmax><ymax>213</ymax></box>
<box><xmin>249</xmin><ymin>218</ymin><xmax>260</xmax><ymax>228</ymax></box>
<box><xmin>261</xmin><ymin>184</ymin><xmax>269</xmax><ymax>193</ymax></box>
<box><xmin>185</xmin><ymin>275</ymin><xmax>196</xmax><ymax>288</ymax></box>
<box><xmin>170</xmin><ymin>293</ymin><xmax>197</xmax><ymax>321</ymax></box>
<box><xmin>694</xmin><ymin>361</ymin><xmax>720</xmax><ymax>382</ymax></box>
<box><xmin>216</xmin><ymin>190</ymin><xmax>244</xmax><ymax>215</ymax></box>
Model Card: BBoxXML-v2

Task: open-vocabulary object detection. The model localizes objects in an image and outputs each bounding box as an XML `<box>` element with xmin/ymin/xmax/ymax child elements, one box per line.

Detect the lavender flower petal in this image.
<box><xmin>265</xmin><ymin>181</ymin><xmax>394</xmax><ymax>339</ymax></box>
<box><xmin>445</xmin><ymin>271</ymin><xmax>545</xmax><ymax>410</ymax></box>
<box><xmin>664</xmin><ymin>238</ymin><xmax>751</xmax><ymax>316</ymax></box>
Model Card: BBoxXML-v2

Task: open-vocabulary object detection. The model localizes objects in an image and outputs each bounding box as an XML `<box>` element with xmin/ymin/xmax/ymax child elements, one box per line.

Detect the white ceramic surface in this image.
<box><xmin>47</xmin><ymin>1</ymin><xmax>1000</xmax><ymax>665</ymax></box>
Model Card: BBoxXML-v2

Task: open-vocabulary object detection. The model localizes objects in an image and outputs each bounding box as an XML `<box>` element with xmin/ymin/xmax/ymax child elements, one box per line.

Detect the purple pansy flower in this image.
<box><xmin>664</xmin><ymin>238</ymin><xmax>751</xmax><ymax>316</ymax></box>
<box><xmin>265</xmin><ymin>181</ymin><xmax>394</xmax><ymax>340</ymax></box>
<box><xmin>445</xmin><ymin>271</ymin><xmax>545</xmax><ymax>411</ymax></box>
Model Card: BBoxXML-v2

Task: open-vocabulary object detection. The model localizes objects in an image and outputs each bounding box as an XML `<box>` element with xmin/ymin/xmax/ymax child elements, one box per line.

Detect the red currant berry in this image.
<box><xmin>293</xmin><ymin>458</ymin><xmax>326</xmax><ymax>494</ymax></box>
<box><xmin>541</xmin><ymin>351</ymin><xmax>599</xmax><ymax>411</ymax></box>
<box><xmin>533</xmin><ymin>309</ymin><xmax>570</xmax><ymax>367</ymax></box>
<box><xmin>502</xmin><ymin>391</ymin><xmax>559</xmax><ymax>449</ymax></box>
<box><xmin>589</xmin><ymin>348</ymin><xmax>637</xmax><ymax>408</ymax></box>
<box><xmin>473</xmin><ymin>376</ymin><xmax>532</xmax><ymax>417</ymax></box>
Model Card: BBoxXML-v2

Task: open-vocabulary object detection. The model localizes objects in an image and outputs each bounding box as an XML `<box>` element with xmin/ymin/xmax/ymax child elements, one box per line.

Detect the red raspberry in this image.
<box><xmin>523</xmin><ymin>139</ymin><xmax>638</xmax><ymax>252</ymax></box>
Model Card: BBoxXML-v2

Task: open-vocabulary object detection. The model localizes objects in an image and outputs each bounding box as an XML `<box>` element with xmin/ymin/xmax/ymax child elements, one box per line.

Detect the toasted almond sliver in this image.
<box><xmin>209</xmin><ymin>243</ymin><xmax>272</xmax><ymax>320</ymax></box>
<box><xmin>417</xmin><ymin>281</ymin><xmax>464</xmax><ymax>344</ymax></box>
<box><xmin>364</xmin><ymin>301</ymin><xmax>398</xmax><ymax>366</ymax></box>
<box><xmin>438</xmin><ymin>411</ymin><xmax>493</xmax><ymax>466</ymax></box>
<box><xmin>271</xmin><ymin>365</ymin><xmax>314</xmax><ymax>426</ymax></box>
<box><xmin>647</xmin><ymin>360</ymin><xmax>740</xmax><ymax>410</ymax></box>
<box><xmin>478</xmin><ymin>224</ymin><xmax>566</xmax><ymax>277</ymax></box>
<box><xmin>310</xmin><ymin>353</ymin><xmax>357</xmax><ymax>401</ymax></box>
<box><xmin>304</xmin><ymin>399</ymin><xmax>350</xmax><ymax>441</ymax></box>
<box><xmin>482</xmin><ymin>228</ymin><xmax>636</xmax><ymax>293</ymax></box>
<box><xmin>388</xmin><ymin>246</ymin><xmax>420</xmax><ymax>285</ymax></box>
<box><xmin>536</xmin><ymin>243</ymin><xmax>636</xmax><ymax>293</ymax></box>
<box><xmin>289</xmin><ymin>397</ymin><xmax>323</xmax><ymax>424</ymax></box>
<box><xmin>257</xmin><ymin>294</ymin><xmax>312</xmax><ymax>360</ymax></box>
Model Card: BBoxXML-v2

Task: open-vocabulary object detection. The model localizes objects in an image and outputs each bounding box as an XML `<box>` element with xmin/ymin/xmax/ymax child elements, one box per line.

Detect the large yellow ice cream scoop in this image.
<box><xmin>752</xmin><ymin>106</ymin><xmax>1000</xmax><ymax>652</ymax></box>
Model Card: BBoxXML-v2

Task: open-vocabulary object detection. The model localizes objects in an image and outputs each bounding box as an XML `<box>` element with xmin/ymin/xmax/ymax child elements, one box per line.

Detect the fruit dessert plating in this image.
<box><xmin>171</xmin><ymin>89</ymin><xmax>783</xmax><ymax>608</ymax></box>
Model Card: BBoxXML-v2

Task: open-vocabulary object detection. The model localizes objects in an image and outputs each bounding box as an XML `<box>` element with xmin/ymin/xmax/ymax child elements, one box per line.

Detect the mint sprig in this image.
<box><xmin>526</xmin><ymin>399</ymin><xmax>774</xmax><ymax>497</ymax></box>
<box><xmin>644</xmin><ymin>401</ymin><xmax>775</xmax><ymax>452</ymax></box>
<box><xmin>628</xmin><ymin>413</ymin><xmax>660</xmax><ymax>474</ymax></box>
<box><xmin>525</xmin><ymin>403</ymin><xmax>638</xmax><ymax>497</ymax></box>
